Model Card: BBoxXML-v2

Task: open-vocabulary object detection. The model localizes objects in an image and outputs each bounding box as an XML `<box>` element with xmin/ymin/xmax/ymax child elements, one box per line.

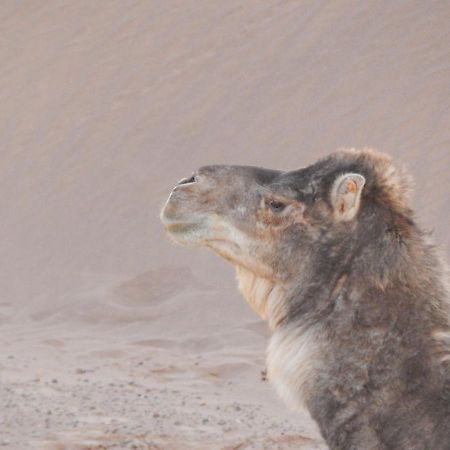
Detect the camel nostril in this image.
<box><xmin>178</xmin><ymin>174</ymin><xmax>197</xmax><ymax>185</ymax></box>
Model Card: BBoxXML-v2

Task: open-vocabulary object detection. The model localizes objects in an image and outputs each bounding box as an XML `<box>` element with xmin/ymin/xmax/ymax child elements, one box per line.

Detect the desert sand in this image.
<box><xmin>1</xmin><ymin>1</ymin><xmax>449</xmax><ymax>449</ymax></box>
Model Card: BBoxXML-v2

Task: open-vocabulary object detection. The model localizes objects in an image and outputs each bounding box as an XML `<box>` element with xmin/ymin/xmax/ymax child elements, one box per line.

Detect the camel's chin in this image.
<box><xmin>163</xmin><ymin>222</ymin><xmax>207</xmax><ymax>247</ymax></box>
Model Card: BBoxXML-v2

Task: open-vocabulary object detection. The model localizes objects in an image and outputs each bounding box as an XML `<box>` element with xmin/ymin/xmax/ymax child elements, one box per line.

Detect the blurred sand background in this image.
<box><xmin>1</xmin><ymin>1</ymin><xmax>449</xmax><ymax>449</ymax></box>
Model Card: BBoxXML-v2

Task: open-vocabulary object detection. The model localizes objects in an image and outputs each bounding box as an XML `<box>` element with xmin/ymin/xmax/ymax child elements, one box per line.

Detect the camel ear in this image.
<box><xmin>330</xmin><ymin>173</ymin><xmax>365</xmax><ymax>222</ymax></box>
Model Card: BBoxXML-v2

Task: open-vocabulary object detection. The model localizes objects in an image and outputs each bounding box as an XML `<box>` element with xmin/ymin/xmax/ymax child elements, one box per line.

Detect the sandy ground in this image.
<box><xmin>1</xmin><ymin>1</ymin><xmax>449</xmax><ymax>449</ymax></box>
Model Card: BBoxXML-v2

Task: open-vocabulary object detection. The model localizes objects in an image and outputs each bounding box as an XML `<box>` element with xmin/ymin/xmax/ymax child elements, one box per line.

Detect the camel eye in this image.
<box><xmin>268</xmin><ymin>200</ymin><xmax>286</xmax><ymax>213</ymax></box>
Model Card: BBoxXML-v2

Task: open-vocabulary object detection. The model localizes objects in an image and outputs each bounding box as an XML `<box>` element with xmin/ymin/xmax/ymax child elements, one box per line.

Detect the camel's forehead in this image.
<box><xmin>276</xmin><ymin>159</ymin><xmax>344</xmax><ymax>192</ymax></box>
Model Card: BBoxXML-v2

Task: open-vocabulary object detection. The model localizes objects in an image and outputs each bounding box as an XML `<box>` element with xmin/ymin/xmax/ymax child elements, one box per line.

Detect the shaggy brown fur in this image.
<box><xmin>161</xmin><ymin>149</ymin><xmax>450</xmax><ymax>449</ymax></box>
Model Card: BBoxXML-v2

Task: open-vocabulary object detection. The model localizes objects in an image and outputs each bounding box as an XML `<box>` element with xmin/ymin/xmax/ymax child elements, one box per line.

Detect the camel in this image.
<box><xmin>160</xmin><ymin>148</ymin><xmax>450</xmax><ymax>449</ymax></box>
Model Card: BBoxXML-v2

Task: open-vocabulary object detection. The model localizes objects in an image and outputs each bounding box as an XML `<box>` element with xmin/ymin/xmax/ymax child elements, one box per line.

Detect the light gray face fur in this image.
<box><xmin>161</xmin><ymin>149</ymin><xmax>450</xmax><ymax>450</ymax></box>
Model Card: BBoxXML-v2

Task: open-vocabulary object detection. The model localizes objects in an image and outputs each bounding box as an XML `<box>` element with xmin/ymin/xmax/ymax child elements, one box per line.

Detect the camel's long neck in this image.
<box><xmin>235</xmin><ymin>266</ymin><xmax>288</xmax><ymax>330</ymax></box>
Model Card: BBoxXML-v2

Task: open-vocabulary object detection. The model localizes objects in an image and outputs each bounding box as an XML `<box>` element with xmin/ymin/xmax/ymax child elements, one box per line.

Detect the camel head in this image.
<box><xmin>161</xmin><ymin>149</ymin><xmax>409</xmax><ymax>288</ymax></box>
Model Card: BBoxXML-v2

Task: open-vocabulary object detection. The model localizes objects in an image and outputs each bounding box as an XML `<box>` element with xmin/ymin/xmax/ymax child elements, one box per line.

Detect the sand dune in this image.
<box><xmin>1</xmin><ymin>1</ymin><xmax>449</xmax><ymax>448</ymax></box>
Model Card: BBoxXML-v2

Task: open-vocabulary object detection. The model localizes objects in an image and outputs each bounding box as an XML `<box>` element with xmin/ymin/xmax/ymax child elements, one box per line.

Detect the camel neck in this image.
<box><xmin>235</xmin><ymin>266</ymin><xmax>290</xmax><ymax>330</ymax></box>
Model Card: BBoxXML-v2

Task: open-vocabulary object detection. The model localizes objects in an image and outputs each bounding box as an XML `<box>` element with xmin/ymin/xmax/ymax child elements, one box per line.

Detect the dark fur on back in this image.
<box><xmin>280</xmin><ymin>149</ymin><xmax>450</xmax><ymax>449</ymax></box>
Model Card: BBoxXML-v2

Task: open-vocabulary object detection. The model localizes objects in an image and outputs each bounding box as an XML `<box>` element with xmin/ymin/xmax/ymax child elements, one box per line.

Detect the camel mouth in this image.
<box><xmin>160</xmin><ymin>196</ymin><xmax>208</xmax><ymax>243</ymax></box>
<box><xmin>160</xmin><ymin>192</ymin><xmax>202</xmax><ymax>227</ymax></box>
